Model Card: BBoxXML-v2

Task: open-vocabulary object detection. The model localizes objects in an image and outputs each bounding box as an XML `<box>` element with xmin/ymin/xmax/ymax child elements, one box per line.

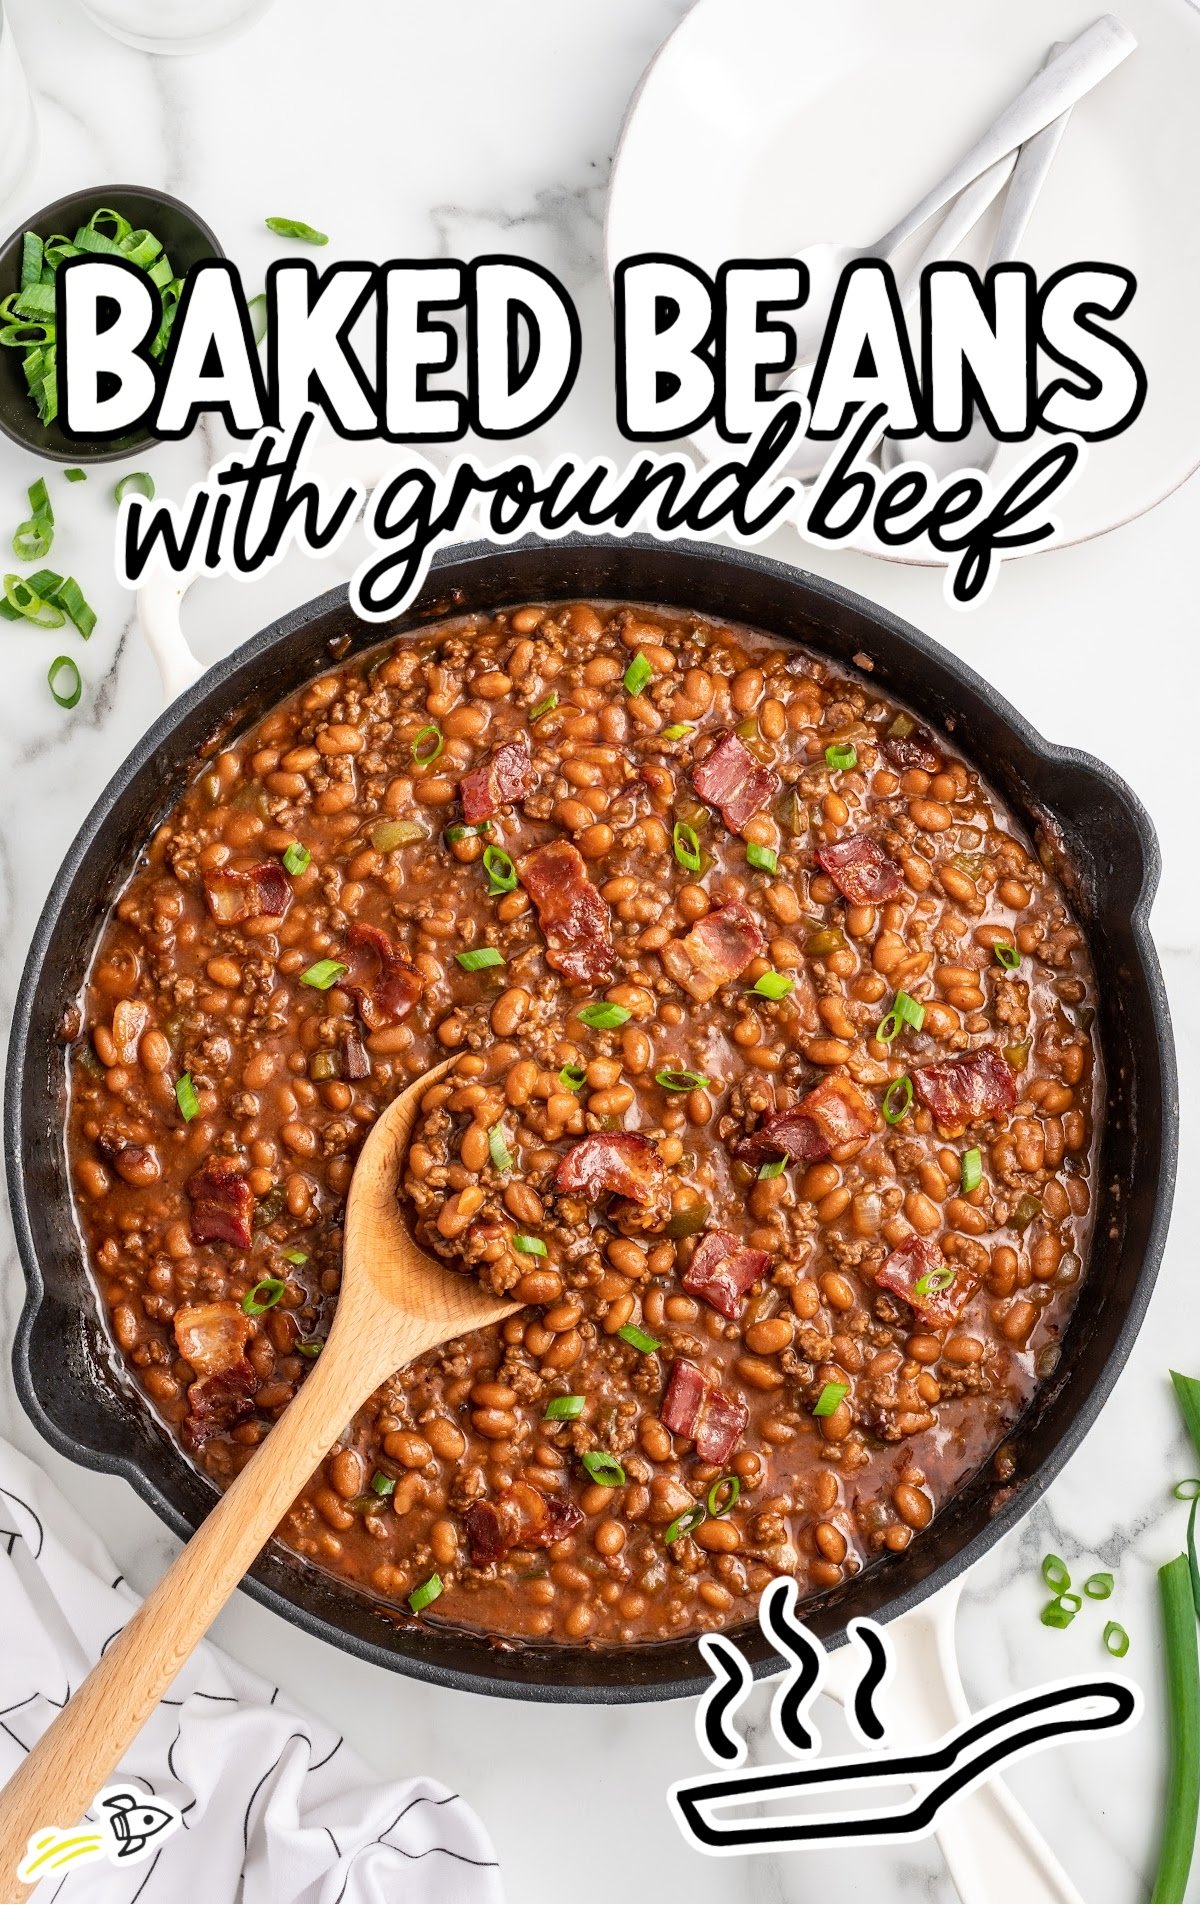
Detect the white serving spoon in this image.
<box><xmin>784</xmin><ymin>15</ymin><xmax>1136</xmax><ymax>368</ymax></box>
<box><xmin>880</xmin><ymin>48</ymin><xmax>1072</xmax><ymax>477</ymax></box>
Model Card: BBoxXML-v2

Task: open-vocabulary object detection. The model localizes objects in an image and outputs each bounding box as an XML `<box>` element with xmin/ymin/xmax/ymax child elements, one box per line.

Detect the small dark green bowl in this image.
<box><xmin>0</xmin><ymin>182</ymin><xmax>223</xmax><ymax>465</ymax></box>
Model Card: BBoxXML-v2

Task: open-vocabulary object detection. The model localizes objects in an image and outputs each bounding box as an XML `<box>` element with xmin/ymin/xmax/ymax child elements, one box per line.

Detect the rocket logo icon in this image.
<box><xmin>17</xmin><ymin>1784</ymin><xmax>182</xmax><ymax>1883</ymax></box>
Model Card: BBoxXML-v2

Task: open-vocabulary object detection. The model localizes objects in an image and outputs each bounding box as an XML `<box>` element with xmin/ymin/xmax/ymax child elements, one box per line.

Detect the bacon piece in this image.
<box><xmin>202</xmin><ymin>861</ymin><xmax>291</xmax><ymax>925</ymax></box>
<box><xmin>186</xmin><ymin>1161</ymin><xmax>255</xmax><ymax>1250</ymax></box>
<box><xmin>463</xmin><ymin>1485</ymin><xmax>584</xmax><ymax>1566</ymax></box>
<box><xmin>519</xmin><ymin>840</ymin><xmax>614</xmax><ymax>986</ymax></box>
<box><xmin>692</xmin><ymin>731</ymin><xmax>780</xmax><ymax>835</ymax></box>
<box><xmin>816</xmin><ymin>834</ymin><xmax>903</xmax><ymax>905</ymax></box>
<box><xmin>173</xmin><ymin>1300</ymin><xmax>252</xmax><ymax>1379</ymax></box>
<box><xmin>459</xmin><ymin>736</ymin><xmax>537</xmax><ymax>824</ymax></box>
<box><xmin>876</xmin><ymin>1234</ymin><xmax>972</xmax><ymax>1330</ymax></box>
<box><xmin>554</xmin><ymin>1133</ymin><xmax>664</xmax><ymax>1205</ymax></box>
<box><xmin>659</xmin><ymin>1359</ymin><xmax>748</xmax><ymax>1463</ymax></box>
<box><xmin>881</xmin><ymin>722</ymin><xmax>942</xmax><ymax>774</ymax></box>
<box><xmin>661</xmin><ymin>900</ymin><xmax>764</xmax><ymax>1004</ymax></box>
<box><xmin>343</xmin><ymin>1031</ymin><xmax>371</xmax><ymax>1079</ymax></box>
<box><xmin>346</xmin><ymin>922</ymin><xmax>424</xmax><ymax>1025</ymax></box>
<box><xmin>683</xmin><ymin>1230</ymin><xmax>771</xmax><ymax>1319</ymax></box>
<box><xmin>736</xmin><ymin>1074</ymin><xmax>877</xmax><ymax>1166</ymax></box>
<box><xmin>913</xmin><ymin>1046</ymin><xmax>1016</xmax><ymax>1131</ymax></box>
<box><xmin>183</xmin><ymin>1361</ymin><xmax>257</xmax><ymax>1448</ymax></box>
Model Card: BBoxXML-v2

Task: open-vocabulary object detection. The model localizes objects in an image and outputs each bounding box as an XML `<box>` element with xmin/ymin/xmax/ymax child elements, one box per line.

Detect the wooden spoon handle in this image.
<box><xmin>0</xmin><ymin>1320</ymin><xmax>417</xmax><ymax>1898</ymax></box>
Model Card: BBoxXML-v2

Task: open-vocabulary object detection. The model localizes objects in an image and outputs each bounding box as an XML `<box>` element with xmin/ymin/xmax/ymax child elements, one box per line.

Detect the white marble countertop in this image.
<box><xmin>0</xmin><ymin>2</ymin><xmax>1195</xmax><ymax>1899</ymax></box>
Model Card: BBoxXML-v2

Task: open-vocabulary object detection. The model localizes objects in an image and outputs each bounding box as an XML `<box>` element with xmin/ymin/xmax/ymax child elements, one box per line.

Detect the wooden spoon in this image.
<box><xmin>0</xmin><ymin>1057</ymin><xmax>517</xmax><ymax>1895</ymax></box>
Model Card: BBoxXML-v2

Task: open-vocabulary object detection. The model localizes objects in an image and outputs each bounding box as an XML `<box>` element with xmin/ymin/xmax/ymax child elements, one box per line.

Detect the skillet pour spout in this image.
<box><xmin>5</xmin><ymin>534</ymin><xmax>1177</xmax><ymax>1703</ymax></box>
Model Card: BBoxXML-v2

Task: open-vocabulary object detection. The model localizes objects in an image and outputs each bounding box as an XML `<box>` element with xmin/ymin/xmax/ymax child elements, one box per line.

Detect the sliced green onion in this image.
<box><xmin>64</xmin><ymin>468</ymin><xmax>86</xmax><ymax>482</ymax></box>
<box><xmin>7</xmin><ymin>573</ymin><xmax>65</xmax><ymax>627</ymax></box>
<box><xmin>51</xmin><ymin>577</ymin><xmax>95</xmax><ymax>639</ymax></box>
<box><xmin>558</xmin><ymin>1064</ymin><xmax>587</xmax><ymax>1090</ymax></box>
<box><xmin>1152</xmin><ymin>1556</ymin><xmax>1195</xmax><ymax>1901</ymax></box>
<box><xmin>371</xmin><ymin>1471</ymin><xmax>396</xmax><ymax>1498</ymax></box>
<box><xmin>265</xmin><ymin>216</ymin><xmax>329</xmax><ymax>245</ymax></box>
<box><xmin>654</xmin><ymin>1068</ymin><xmax>710</xmax><ymax>1092</ymax></box>
<box><xmin>752</xmin><ymin>970</ymin><xmax>793</xmax><ymax>1001</ymax></box>
<box><xmin>26</xmin><ymin>476</ymin><xmax>52</xmax><ymax>522</ymax></box>
<box><xmin>914</xmin><ymin>1265</ymin><xmax>956</xmax><ymax>1296</ymax></box>
<box><xmin>283</xmin><ymin>841</ymin><xmax>311</xmax><ymax>875</ymax></box>
<box><xmin>1105</xmin><ymin>1619</ymin><xmax>1132</xmax><ymax>1660</ymax></box>
<box><xmin>877</xmin><ymin>989</ymin><xmax>925</xmax><ymax>1043</ymax></box>
<box><xmin>408</xmin><ymin>1572</ymin><xmax>443</xmax><ymax>1614</ymax></box>
<box><xmin>456</xmin><ymin>946</ymin><xmax>505</xmax><ymax>971</ymax></box>
<box><xmin>1084</xmin><ymin>1572</ymin><xmax>1114</xmax><ymax>1600</ymax></box>
<box><xmin>1057</xmin><ymin>1591</ymin><xmax>1083</xmax><ymax>1614</ymax></box>
<box><xmin>443</xmin><ymin>821</ymin><xmax>492</xmax><ymax>844</ymax></box>
<box><xmin>483</xmin><ymin>845</ymin><xmax>517</xmax><ymax>895</ymax></box>
<box><xmin>47</xmin><ymin>654</ymin><xmax>81</xmax><ymax>707</ymax></box>
<box><xmin>758</xmin><ymin>1158</ymin><xmax>786</xmax><ymax>1180</ymax></box>
<box><xmin>528</xmin><ymin>691</ymin><xmax>558</xmax><ymax>720</ymax></box>
<box><xmin>281</xmin><ymin>1248</ymin><xmax>308</xmax><ymax>1265</ymax></box>
<box><xmin>1171</xmin><ymin>1373</ymin><xmax>1200</xmax><ymax>1468</ymax></box>
<box><xmin>960</xmin><ymin>1147</ymin><xmax>982</xmax><ymax>1194</ymax></box>
<box><xmin>616</xmin><ymin>1324</ymin><xmax>662</xmax><ymax>1354</ymax></box>
<box><xmin>248</xmin><ymin>292</ymin><xmax>268</xmax><ymax>344</ymax></box>
<box><xmin>300</xmin><ymin>959</ymin><xmax>348</xmax><ymax>989</ymax></box>
<box><xmin>882</xmin><ymin>1076</ymin><xmax>913</xmax><ymax>1125</ymax></box>
<box><xmin>411</xmin><ymin>722</ymin><xmax>443</xmax><ymax>765</ymax></box>
<box><xmin>581</xmin><ymin>1450</ymin><xmax>625</xmax><ymax>1487</ymax></box>
<box><xmin>113</xmin><ymin>471</ymin><xmax>154</xmax><ymax>504</ymax></box>
<box><xmin>994</xmin><ymin>941</ymin><xmax>1021</xmax><ymax>970</ymax></box>
<box><xmin>662</xmin><ymin>722</ymin><xmax>693</xmax><ymax>741</ymax></box>
<box><xmin>577</xmin><ymin>1000</ymin><xmax>630</xmax><ymax>1029</ymax></box>
<box><xmin>544</xmin><ymin>1395</ymin><xmax>585</xmax><ymax>1420</ymax></box>
<box><xmin>297</xmin><ymin>1339</ymin><xmax>324</xmax><ymax>1358</ymax></box>
<box><xmin>488</xmin><ymin>1123</ymin><xmax>513</xmax><ymax>1172</ymax></box>
<box><xmin>513</xmin><ymin>1234</ymin><xmax>546</xmax><ymax>1256</ymax></box>
<box><xmin>1041</xmin><ymin>1599</ymin><xmax>1076</xmax><ymax>1629</ymax></box>
<box><xmin>20</xmin><ymin>231</ymin><xmax>42</xmax><ymax>288</ymax></box>
<box><xmin>664</xmin><ymin>1504</ymin><xmax>706</xmax><ymax>1545</ymax></box>
<box><xmin>825</xmin><ymin>743</ymin><xmax>858</xmax><ymax>771</ymax></box>
<box><xmin>623</xmin><ymin>651</ymin><xmax>653</xmax><ymax>696</ymax></box>
<box><xmin>174</xmin><ymin>1073</ymin><xmax>200</xmax><ymax>1121</ymax></box>
<box><xmin>1041</xmin><ymin>1554</ymin><xmax>1072</xmax><ymax>1594</ymax></box>
<box><xmin>746</xmin><ymin>842</ymin><xmax>778</xmax><ymax>874</ymax></box>
<box><xmin>707</xmin><ymin>1476</ymin><xmax>740</xmax><ymax>1518</ymax></box>
<box><xmin>13</xmin><ymin>515</ymin><xmax>52</xmax><ymax>561</ymax></box>
<box><xmin>672</xmin><ymin>820</ymin><xmax>702</xmax><ymax>873</ymax></box>
<box><xmin>813</xmin><ymin>1382</ymin><xmax>849</xmax><ymax>1417</ymax></box>
<box><xmin>242</xmin><ymin>1276</ymin><xmax>286</xmax><ymax>1315</ymax></box>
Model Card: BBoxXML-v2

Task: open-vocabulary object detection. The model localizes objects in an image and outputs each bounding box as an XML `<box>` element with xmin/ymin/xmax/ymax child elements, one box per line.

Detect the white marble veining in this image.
<box><xmin>0</xmin><ymin>2</ymin><xmax>1195</xmax><ymax>1899</ymax></box>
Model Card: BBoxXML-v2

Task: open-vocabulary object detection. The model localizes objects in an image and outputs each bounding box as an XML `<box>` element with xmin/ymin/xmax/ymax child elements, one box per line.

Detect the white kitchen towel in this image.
<box><xmin>0</xmin><ymin>1437</ymin><xmax>502</xmax><ymax>1903</ymax></box>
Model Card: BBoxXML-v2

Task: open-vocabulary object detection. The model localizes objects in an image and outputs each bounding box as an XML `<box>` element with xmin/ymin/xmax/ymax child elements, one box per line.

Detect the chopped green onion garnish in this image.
<box><xmin>558</xmin><ymin>1064</ymin><xmax>587</xmax><ymax>1090</ymax></box>
<box><xmin>813</xmin><ymin>1382</ymin><xmax>849</xmax><ymax>1417</ymax></box>
<box><xmin>443</xmin><ymin>821</ymin><xmax>492</xmax><ymax>844</ymax></box>
<box><xmin>13</xmin><ymin>486</ymin><xmax>53</xmax><ymax>560</ymax></box>
<box><xmin>913</xmin><ymin>1265</ymin><xmax>955</xmax><ymax>1296</ymax></box>
<box><xmin>488</xmin><ymin>1123</ymin><xmax>513</xmax><ymax>1172</ymax></box>
<box><xmin>577</xmin><ymin>1000</ymin><xmax>631</xmax><ymax>1029</ymax></box>
<box><xmin>623</xmin><ymin>651</ymin><xmax>653</xmax><ymax>696</ymax></box>
<box><xmin>581</xmin><ymin>1450</ymin><xmax>625</xmax><ymax>1487</ymax></box>
<box><xmin>616</xmin><ymin>1324</ymin><xmax>662</xmax><ymax>1354</ymax></box>
<box><xmin>654</xmin><ymin>1068</ymin><xmax>710</xmax><ymax>1092</ymax></box>
<box><xmin>300</xmin><ymin>959</ymin><xmax>348</xmax><ymax>989</ymax></box>
<box><xmin>297</xmin><ymin>1339</ymin><xmax>324</xmax><ymax>1358</ymax></box>
<box><xmin>5</xmin><ymin>573</ymin><xmax>64</xmax><ymax>628</ymax></box>
<box><xmin>1041</xmin><ymin>1599</ymin><xmax>1076</xmax><ymax>1629</ymax></box>
<box><xmin>758</xmin><ymin>1158</ymin><xmax>786</xmax><ymax>1179</ymax></box>
<box><xmin>64</xmin><ymin>470</ymin><xmax>86</xmax><ymax>482</ymax></box>
<box><xmin>47</xmin><ymin>654</ymin><xmax>81</xmax><ymax>708</ymax></box>
<box><xmin>746</xmin><ymin>842</ymin><xmax>778</xmax><ymax>874</ymax></box>
<box><xmin>283</xmin><ymin>841</ymin><xmax>311</xmax><ymax>875</ymax></box>
<box><xmin>877</xmin><ymin>990</ymin><xmax>925</xmax><ymax>1043</ymax></box>
<box><xmin>512</xmin><ymin>1233</ymin><xmax>546</xmax><ymax>1257</ymax></box>
<box><xmin>1085</xmin><ymin>1572</ymin><xmax>1114</xmax><ymax>1600</ymax></box>
<box><xmin>113</xmin><ymin>471</ymin><xmax>154</xmax><ymax>504</ymax></box>
<box><xmin>483</xmin><ymin>845</ymin><xmax>517</xmax><ymax>895</ymax></box>
<box><xmin>51</xmin><ymin>577</ymin><xmax>95</xmax><ymax>639</ymax></box>
<box><xmin>825</xmin><ymin>743</ymin><xmax>858</xmax><ymax>771</ymax></box>
<box><xmin>544</xmin><ymin>1395</ymin><xmax>585</xmax><ymax>1420</ymax></box>
<box><xmin>281</xmin><ymin>1248</ymin><xmax>308</xmax><ymax>1265</ymax></box>
<box><xmin>528</xmin><ymin>691</ymin><xmax>558</xmax><ymax>720</ymax></box>
<box><xmin>672</xmin><ymin>820</ymin><xmax>702</xmax><ymax>873</ymax></box>
<box><xmin>1041</xmin><ymin>1554</ymin><xmax>1072</xmax><ymax>1594</ymax></box>
<box><xmin>752</xmin><ymin>970</ymin><xmax>793</xmax><ymax>1000</ymax></box>
<box><xmin>664</xmin><ymin>1504</ymin><xmax>706</xmax><ymax>1545</ymax></box>
<box><xmin>707</xmin><ymin>1476</ymin><xmax>740</xmax><ymax>1518</ymax></box>
<box><xmin>371</xmin><ymin>1471</ymin><xmax>396</xmax><ymax>1498</ymax></box>
<box><xmin>662</xmin><ymin>722</ymin><xmax>693</xmax><ymax>741</ymax></box>
<box><xmin>174</xmin><ymin>1073</ymin><xmax>199</xmax><ymax>1121</ymax></box>
<box><xmin>408</xmin><ymin>1573</ymin><xmax>443</xmax><ymax>1614</ymax></box>
<box><xmin>242</xmin><ymin>1276</ymin><xmax>286</xmax><ymax>1315</ymax></box>
<box><xmin>1104</xmin><ymin>1618</ymin><xmax>1131</xmax><ymax>1658</ymax></box>
<box><xmin>411</xmin><ymin>723</ymin><xmax>443</xmax><ymax>765</ymax></box>
<box><xmin>456</xmin><ymin>947</ymin><xmax>505</xmax><ymax>971</ymax></box>
<box><xmin>994</xmin><ymin>940</ymin><xmax>1021</xmax><ymax>970</ymax></box>
<box><xmin>882</xmin><ymin>1075</ymin><xmax>913</xmax><ymax>1125</ymax></box>
<box><xmin>265</xmin><ymin>216</ymin><xmax>329</xmax><ymax>245</ymax></box>
<box><xmin>961</xmin><ymin>1147</ymin><xmax>982</xmax><ymax>1193</ymax></box>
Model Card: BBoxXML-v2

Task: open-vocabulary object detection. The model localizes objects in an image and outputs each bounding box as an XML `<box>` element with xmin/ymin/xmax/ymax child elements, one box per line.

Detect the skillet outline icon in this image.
<box><xmin>669</xmin><ymin>1577</ymin><xmax>1141</xmax><ymax>1855</ymax></box>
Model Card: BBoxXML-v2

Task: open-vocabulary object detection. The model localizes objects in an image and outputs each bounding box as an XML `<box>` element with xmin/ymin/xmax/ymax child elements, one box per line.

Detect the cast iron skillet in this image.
<box><xmin>5</xmin><ymin>534</ymin><xmax>1178</xmax><ymax>1703</ymax></box>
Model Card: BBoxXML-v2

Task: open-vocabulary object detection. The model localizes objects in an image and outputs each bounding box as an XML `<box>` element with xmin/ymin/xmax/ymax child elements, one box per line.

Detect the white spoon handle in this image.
<box><xmin>877</xmin><ymin>15</ymin><xmax>1136</xmax><ymax>257</ymax></box>
<box><xmin>991</xmin><ymin>60</ymin><xmax>1072</xmax><ymax>266</ymax></box>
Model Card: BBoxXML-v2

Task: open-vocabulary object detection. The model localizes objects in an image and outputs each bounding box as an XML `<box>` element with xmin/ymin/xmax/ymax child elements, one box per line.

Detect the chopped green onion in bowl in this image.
<box><xmin>408</xmin><ymin>1572</ymin><xmax>443</xmax><ymax>1614</ymax></box>
<box><xmin>577</xmin><ymin>1000</ymin><xmax>630</xmax><ymax>1029</ymax></box>
<box><xmin>752</xmin><ymin>970</ymin><xmax>793</xmax><ymax>1001</ymax></box>
<box><xmin>544</xmin><ymin>1395</ymin><xmax>585</xmax><ymax>1420</ymax></box>
<box><xmin>654</xmin><ymin>1068</ymin><xmax>710</xmax><ymax>1092</ymax></box>
<box><xmin>456</xmin><ymin>947</ymin><xmax>505</xmax><ymax>971</ymax></box>
<box><xmin>174</xmin><ymin>1073</ymin><xmax>200</xmax><ymax>1121</ymax></box>
<box><xmin>616</xmin><ymin>1324</ymin><xmax>661</xmax><ymax>1354</ymax></box>
<box><xmin>623</xmin><ymin>651</ymin><xmax>653</xmax><ymax>696</ymax></box>
<box><xmin>282</xmin><ymin>841</ymin><xmax>311</xmax><ymax>875</ymax></box>
<box><xmin>242</xmin><ymin>1276</ymin><xmax>286</xmax><ymax>1315</ymax></box>
<box><xmin>512</xmin><ymin>1234</ymin><xmax>546</xmax><ymax>1256</ymax></box>
<box><xmin>300</xmin><ymin>959</ymin><xmax>347</xmax><ymax>990</ymax></box>
<box><xmin>746</xmin><ymin>842</ymin><xmax>778</xmax><ymax>874</ymax></box>
<box><xmin>813</xmin><ymin>1381</ymin><xmax>849</xmax><ymax>1417</ymax></box>
<box><xmin>581</xmin><ymin>1450</ymin><xmax>625</xmax><ymax>1487</ymax></box>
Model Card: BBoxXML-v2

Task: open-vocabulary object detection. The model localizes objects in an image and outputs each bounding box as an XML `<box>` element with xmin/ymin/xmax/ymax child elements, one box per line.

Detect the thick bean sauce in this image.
<box><xmin>66</xmin><ymin>602</ymin><xmax>1099</xmax><ymax>1645</ymax></box>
